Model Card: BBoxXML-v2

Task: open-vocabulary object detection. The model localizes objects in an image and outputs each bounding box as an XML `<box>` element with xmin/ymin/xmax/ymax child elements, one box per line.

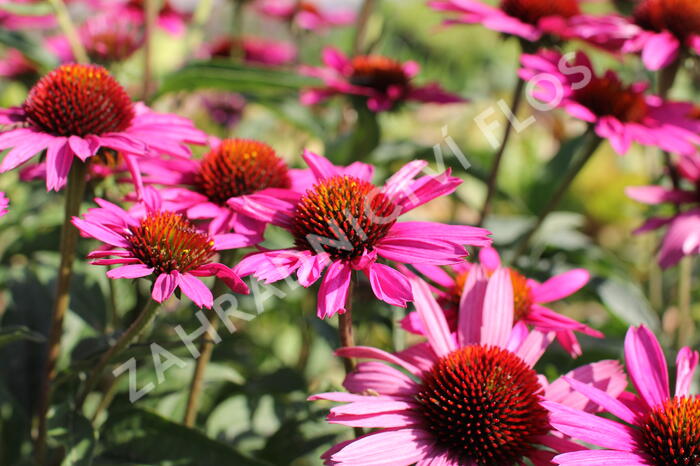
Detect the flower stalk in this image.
<box><xmin>47</xmin><ymin>0</ymin><xmax>89</xmax><ymax>64</ymax></box>
<box><xmin>338</xmin><ymin>279</ymin><xmax>357</xmax><ymax>373</ymax></box>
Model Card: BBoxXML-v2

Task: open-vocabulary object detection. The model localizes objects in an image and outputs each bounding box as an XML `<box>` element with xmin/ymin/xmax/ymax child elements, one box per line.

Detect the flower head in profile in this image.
<box><xmin>141</xmin><ymin>138</ymin><xmax>304</xmax><ymax>239</ymax></box>
<box><xmin>0</xmin><ymin>64</ymin><xmax>206</xmax><ymax>191</ymax></box>
<box><xmin>545</xmin><ymin>324</ymin><xmax>699</xmax><ymax>465</ymax></box>
<box><xmin>72</xmin><ymin>188</ymin><xmax>253</xmax><ymax>308</ymax></box>
<box><xmin>231</xmin><ymin>151</ymin><xmax>491</xmax><ymax>318</ymax></box>
<box><xmin>311</xmin><ymin>274</ymin><xmax>627</xmax><ymax>465</ymax></box>
<box><xmin>402</xmin><ymin>247</ymin><xmax>601</xmax><ymax>357</ymax></box>
<box><xmin>300</xmin><ymin>48</ymin><xmax>465</xmax><ymax>112</ymax></box>
<box><xmin>204</xmin><ymin>36</ymin><xmax>297</xmax><ymax>66</ymax></box>
<box><xmin>520</xmin><ymin>50</ymin><xmax>700</xmax><ymax>155</ymax></box>
<box><xmin>429</xmin><ymin>0</ymin><xmax>591</xmax><ymax>43</ymax></box>
<box><xmin>257</xmin><ymin>0</ymin><xmax>355</xmax><ymax>31</ymax></box>
<box><xmin>0</xmin><ymin>192</ymin><xmax>8</xmax><ymax>217</ymax></box>
<box><xmin>627</xmin><ymin>153</ymin><xmax>700</xmax><ymax>268</ymax></box>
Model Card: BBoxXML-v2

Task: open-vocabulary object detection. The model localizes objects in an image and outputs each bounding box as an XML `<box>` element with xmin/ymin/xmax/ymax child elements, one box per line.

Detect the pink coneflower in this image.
<box><xmin>429</xmin><ymin>0</ymin><xmax>588</xmax><ymax>43</ymax></box>
<box><xmin>311</xmin><ymin>273</ymin><xmax>628</xmax><ymax>465</ymax></box>
<box><xmin>519</xmin><ymin>50</ymin><xmax>700</xmax><ymax>155</ymax></box>
<box><xmin>257</xmin><ymin>0</ymin><xmax>355</xmax><ymax>31</ymax></box>
<box><xmin>545</xmin><ymin>324</ymin><xmax>699</xmax><ymax>465</ymax></box>
<box><xmin>204</xmin><ymin>36</ymin><xmax>297</xmax><ymax>66</ymax></box>
<box><xmin>627</xmin><ymin>153</ymin><xmax>700</xmax><ymax>268</ymax></box>
<box><xmin>140</xmin><ymin>138</ymin><xmax>305</xmax><ymax>238</ymax></box>
<box><xmin>300</xmin><ymin>48</ymin><xmax>465</xmax><ymax>112</ymax></box>
<box><xmin>0</xmin><ymin>192</ymin><xmax>8</xmax><ymax>217</ymax></box>
<box><xmin>231</xmin><ymin>151</ymin><xmax>491</xmax><ymax>318</ymax></box>
<box><xmin>107</xmin><ymin>0</ymin><xmax>191</xmax><ymax>36</ymax></box>
<box><xmin>72</xmin><ymin>188</ymin><xmax>253</xmax><ymax>308</ymax></box>
<box><xmin>402</xmin><ymin>247</ymin><xmax>601</xmax><ymax>357</ymax></box>
<box><xmin>0</xmin><ymin>64</ymin><xmax>206</xmax><ymax>191</ymax></box>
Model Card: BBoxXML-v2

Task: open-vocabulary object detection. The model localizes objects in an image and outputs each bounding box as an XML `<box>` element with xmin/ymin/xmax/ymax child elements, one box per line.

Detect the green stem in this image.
<box><xmin>77</xmin><ymin>300</ymin><xmax>160</xmax><ymax>407</ymax></box>
<box><xmin>677</xmin><ymin>257</ymin><xmax>694</xmax><ymax>348</ymax></box>
<box><xmin>34</xmin><ymin>161</ymin><xmax>88</xmax><ymax>464</ymax></box>
<box><xmin>478</xmin><ymin>76</ymin><xmax>526</xmax><ymax>226</ymax></box>
<box><xmin>47</xmin><ymin>0</ymin><xmax>89</xmax><ymax>64</ymax></box>
<box><xmin>512</xmin><ymin>130</ymin><xmax>602</xmax><ymax>262</ymax></box>
<box><xmin>142</xmin><ymin>0</ymin><xmax>159</xmax><ymax>102</ymax></box>
<box><xmin>231</xmin><ymin>0</ymin><xmax>245</xmax><ymax>60</ymax></box>
<box><xmin>338</xmin><ymin>280</ymin><xmax>356</xmax><ymax>373</ymax></box>
<box><xmin>352</xmin><ymin>0</ymin><xmax>377</xmax><ymax>56</ymax></box>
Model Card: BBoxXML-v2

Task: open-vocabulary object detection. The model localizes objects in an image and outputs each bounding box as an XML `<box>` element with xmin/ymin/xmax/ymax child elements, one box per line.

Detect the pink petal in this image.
<box><xmin>642</xmin><ymin>31</ymin><xmax>680</xmax><ymax>71</ymax></box>
<box><xmin>562</xmin><ymin>376</ymin><xmax>638</xmax><ymax>424</ymax></box>
<box><xmin>336</xmin><ymin>346</ymin><xmax>421</xmax><ymax>375</ymax></box>
<box><xmin>45</xmin><ymin>137</ymin><xmax>73</xmax><ymax>191</ymax></box>
<box><xmin>531</xmin><ymin>269</ymin><xmax>590</xmax><ymax>303</ymax></box>
<box><xmin>410</xmin><ymin>277</ymin><xmax>456</xmax><ymax>357</ymax></box>
<box><xmin>625</xmin><ymin>186</ymin><xmax>696</xmax><ymax>205</ymax></box>
<box><xmin>302</xmin><ymin>149</ymin><xmax>340</xmax><ymax>181</ymax></box>
<box><xmin>106</xmin><ymin>264</ymin><xmax>154</xmax><ymax>279</ymax></box>
<box><xmin>297</xmin><ymin>252</ymin><xmax>330</xmax><ymax>287</ymax></box>
<box><xmin>330</xmin><ymin>428</ymin><xmax>433</xmax><ymax>465</ymax></box>
<box><xmin>675</xmin><ymin>346</ymin><xmax>699</xmax><ymax>397</ymax></box>
<box><xmin>152</xmin><ymin>271</ymin><xmax>179</xmax><ymax>303</ymax></box>
<box><xmin>554</xmin><ymin>450</ymin><xmax>648</xmax><ymax>465</ymax></box>
<box><xmin>367</xmin><ymin>263</ymin><xmax>412</xmax><ymax>308</ymax></box>
<box><xmin>514</xmin><ymin>329</ymin><xmax>554</xmax><ymax>368</ymax></box>
<box><xmin>317</xmin><ymin>260</ymin><xmax>352</xmax><ymax>319</ymax></box>
<box><xmin>344</xmin><ymin>361</ymin><xmax>419</xmax><ymax>396</ymax></box>
<box><xmin>624</xmin><ymin>325</ymin><xmax>670</xmax><ymax>409</ymax></box>
<box><xmin>457</xmin><ymin>264</ymin><xmax>488</xmax><ymax>346</ymax></box>
<box><xmin>178</xmin><ymin>273</ymin><xmax>214</xmax><ymax>308</ymax></box>
<box><xmin>477</xmin><ymin>246</ymin><xmax>501</xmax><ymax>270</ymax></box>
<box><xmin>480</xmin><ymin>268</ymin><xmax>514</xmax><ymax>347</ymax></box>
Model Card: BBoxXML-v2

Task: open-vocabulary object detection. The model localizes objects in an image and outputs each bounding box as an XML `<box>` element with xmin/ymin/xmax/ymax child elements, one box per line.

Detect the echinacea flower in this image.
<box><xmin>72</xmin><ymin>188</ymin><xmax>252</xmax><ymax>308</ymax></box>
<box><xmin>300</xmin><ymin>48</ymin><xmax>465</xmax><ymax>112</ymax></box>
<box><xmin>107</xmin><ymin>0</ymin><xmax>192</xmax><ymax>36</ymax></box>
<box><xmin>0</xmin><ymin>192</ymin><xmax>8</xmax><ymax>217</ymax></box>
<box><xmin>204</xmin><ymin>36</ymin><xmax>297</xmax><ymax>66</ymax></box>
<box><xmin>623</xmin><ymin>0</ymin><xmax>700</xmax><ymax>70</ymax></box>
<box><xmin>231</xmin><ymin>151</ymin><xmax>491</xmax><ymax>318</ymax></box>
<box><xmin>519</xmin><ymin>50</ymin><xmax>700</xmax><ymax>155</ymax></box>
<box><xmin>545</xmin><ymin>324</ymin><xmax>699</xmax><ymax>465</ymax></box>
<box><xmin>311</xmin><ymin>273</ymin><xmax>628</xmax><ymax>465</ymax></box>
<box><xmin>402</xmin><ymin>247</ymin><xmax>601</xmax><ymax>357</ymax></box>
<box><xmin>429</xmin><ymin>0</ymin><xmax>585</xmax><ymax>43</ymax></box>
<box><xmin>627</xmin><ymin>152</ymin><xmax>700</xmax><ymax>268</ymax></box>
<box><xmin>0</xmin><ymin>64</ymin><xmax>206</xmax><ymax>191</ymax></box>
<box><xmin>140</xmin><ymin>138</ymin><xmax>305</xmax><ymax>239</ymax></box>
<box><xmin>257</xmin><ymin>0</ymin><xmax>355</xmax><ymax>31</ymax></box>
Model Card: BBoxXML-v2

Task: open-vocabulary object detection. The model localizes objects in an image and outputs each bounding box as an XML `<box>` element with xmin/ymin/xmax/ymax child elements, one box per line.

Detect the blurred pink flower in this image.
<box><xmin>402</xmin><ymin>247</ymin><xmax>601</xmax><ymax>357</ymax></box>
<box><xmin>519</xmin><ymin>50</ymin><xmax>700</xmax><ymax>155</ymax></box>
<box><xmin>546</xmin><ymin>325</ymin><xmax>699</xmax><ymax>465</ymax></box>
<box><xmin>430</xmin><ymin>0</ymin><xmax>588</xmax><ymax>43</ymax></box>
<box><xmin>231</xmin><ymin>151</ymin><xmax>491</xmax><ymax>318</ymax></box>
<box><xmin>72</xmin><ymin>188</ymin><xmax>253</xmax><ymax>308</ymax></box>
<box><xmin>203</xmin><ymin>36</ymin><xmax>297</xmax><ymax>66</ymax></box>
<box><xmin>0</xmin><ymin>0</ymin><xmax>57</xmax><ymax>29</ymax></box>
<box><xmin>300</xmin><ymin>48</ymin><xmax>465</xmax><ymax>112</ymax></box>
<box><xmin>0</xmin><ymin>64</ymin><xmax>206</xmax><ymax>191</ymax></box>
<box><xmin>257</xmin><ymin>0</ymin><xmax>354</xmax><ymax>30</ymax></box>
<box><xmin>202</xmin><ymin>93</ymin><xmax>247</xmax><ymax>129</ymax></box>
<box><xmin>627</xmin><ymin>153</ymin><xmax>700</xmax><ymax>268</ymax></box>
<box><xmin>312</xmin><ymin>274</ymin><xmax>628</xmax><ymax>465</ymax></box>
<box><xmin>0</xmin><ymin>192</ymin><xmax>8</xmax><ymax>217</ymax></box>
<box><xmin>140</xmin><ymin>138</ymin><xmax>307</xmax><ymax>239</ymax></box>
<box><xmin>105</xmin><ymin>0</ymin><xmax>191</xmax><ymax>35</ymax></box>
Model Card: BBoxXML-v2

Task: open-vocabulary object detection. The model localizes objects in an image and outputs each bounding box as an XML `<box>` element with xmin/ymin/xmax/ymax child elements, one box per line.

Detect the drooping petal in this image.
<box><xmin>317</xmin><ymin>260</ymin><xmax>352</xmax><ymax>319</ymax></box>
<box><xmin>624</xmin><ymin>325</ymin><xmax>670</xmax><ymax>409</ymax></box>
<box><xmin>367</xmin><ymin>263</ymin><xmax>412</xmax><ymax>308</ymax></box>
<box><xmin>178</xmin><ymin>273</ymin><xmax>214</xmax><ymax>308</ymax></box>
<box><xmin>152</xmin><ymin>271</ymin><xmax>179</xmax><ymax>303</ymax></box>
<box><xmin>410</xmin><ymin>277</ymin><xmax>456</xmax><ymax>357</ymax></box>
<box><xmin>106</xmin><ymin>263</ymin><xmax>154</xmax><ymax>279</ymax></box>
<box><xmin>675</xmin><ymin>346</ymin><xmax>699</xmax><ymax>397</ymax></box>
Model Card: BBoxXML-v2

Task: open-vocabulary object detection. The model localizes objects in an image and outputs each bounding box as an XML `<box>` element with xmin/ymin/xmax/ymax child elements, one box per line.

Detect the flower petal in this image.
<box><xmin>624</xmin><ymin>325</ymin><xmax>670</xmax><ymax>409</ymax></box>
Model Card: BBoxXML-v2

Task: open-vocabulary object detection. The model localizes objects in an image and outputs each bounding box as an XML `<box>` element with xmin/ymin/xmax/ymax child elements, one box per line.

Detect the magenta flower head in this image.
<box><xmin>429</xmin><ymin>0</ymin><xmax>587</xmax><ymax>43</ymax></box>
<box><xmin>140</xmin><ymin>138</ymin><xmax>306</xmax><ymax>239</ymax></box>
<box><xmin>311</xmin><ymin>273</ymin><xmax>627</xmax><ymax>465</ymax></box>
<box><xmin>402</xmin><ymin>246</ymin><xmax>601</xmax><ymax>357</ymax></box>
<box><xmin>0</xmin><ymin>64</ymin><xmax>206</xmax><ymax>191</ymax></box>
<box><xmin>230</xmin><ymin>151</ymin><xmax>492</xmax><ymax>318</ymax></box>
<box><xmin>519</xmin><ymin>50</ymin><xmax>700</xmax><ymax>155</ymax></box>
<box><xmin>203</xmin><ymin>36</ymin><xmax>297</xmax><ymax>66</ymax></box>
<box><xmin>627</xmin><ymin>153</ymin><xmax>700</xmax><ymax>268</ymax></box>
<box><xmin>72</xmin><ymin>188</ymin><xmax>253</xmax><ymax>308</ymax></box>
<box><xmin>106</xmin><ymin>0</ymin><xmax>192</xmax><ymax>36</ymax></box>
<box><xmin>545</xmin><ymin>324</ymin><xmax>699</xmax><ymax>465</ymax></box>
<box><xmin>257</xmin><ymin>0</ymin><xmax>355</xmax><ymax>31</ymax></box>
<box><xmin>300</xmin><ymin>48</ymin><xmax>465</xmax><ymax>112</ymax></box>
<box><xmin>0</xmin><ymin>192</ymin><xmax>8</xmax><ymax>217</ymax></box>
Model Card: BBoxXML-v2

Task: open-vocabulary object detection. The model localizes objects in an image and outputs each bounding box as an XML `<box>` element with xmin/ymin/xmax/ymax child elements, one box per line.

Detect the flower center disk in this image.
<box><xmin>416</xmin><ymin>345</ymin><xmax>550</xmax><ymax>465</ymax></box>
<box><xmin>126</xmin><ymin>211</ymin><xmax>215</xmax><ymax>274</ymax></box>
<box><xmin>291</xmin><ymin>175</ymin><xmax>398</xmax><ymax>260</ymax></box>
<box><xmin>638</xmin><ymin>395</ymin><xmax>700</xmax><ymax>465</ymax></box>
<box><xmin>500</xmin><ymin>0</ymin><xmax>580</xmax><ymax>25</ymax></box>
<box><xmin>634</xmin><ymin>0</ymin><xmax>700</xmax><ymax>40</ymax></box>
<box><xmin>195</xmin><ymin>139</ymin><xmax>291</xmax><ymax>205</ymax></box>
<box><xmin>349</xmin><ymin>56</ymin><xmax>410</xmax><ymax>92</ymax></box>
<box><xmin>573</xmin><ymin>75</ymin><xmax>648</xmax><ymax>122</ymax></box>
<box><xmin>23</xmin><ymin>64</ymin><xmax>134</xmax><ymax>137</ymax></box>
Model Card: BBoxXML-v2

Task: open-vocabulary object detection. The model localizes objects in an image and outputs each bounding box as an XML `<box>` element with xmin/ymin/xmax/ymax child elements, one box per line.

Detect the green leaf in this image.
<box><xmin>47</xmin><ymin>404</ymin><xmax>96</xmax><ymax>466</ymax></box>
<box><xmin>98</xmin><ymin>408</ymin><xmax>267</xmax><ymax>466</ymax></box>
<box><xmin>154</xmin><ymin>61</ymin><xmax>318</xmax><ymax>100</ymax></box>
<box><xmin>0</xmin><ymin>3</ymin><xmax>53</xmax><ymax>16</ymax></box>
<box><xmin>596</xmin><ymin>278</ymin><xmax>661</xmax><ymax>331</ymax></box>
<box><xmin>0</xmin><ymin>325</ymin><xmax>44</xmax><ymax>348</ymax></box>
<box><xmin>325</xmin><ymin>105</ymin><xmax>381</xmax><ymax>164</ymax></box>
